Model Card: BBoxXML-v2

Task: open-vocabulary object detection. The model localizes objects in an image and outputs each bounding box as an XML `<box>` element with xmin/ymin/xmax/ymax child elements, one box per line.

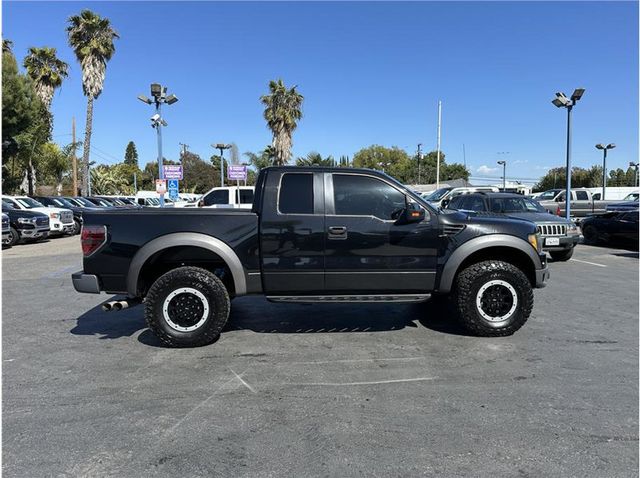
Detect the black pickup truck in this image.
<box><xmin>73</xmin><ymin>166</ymin><xmax>549</xmax><ymax>347</ymax></box>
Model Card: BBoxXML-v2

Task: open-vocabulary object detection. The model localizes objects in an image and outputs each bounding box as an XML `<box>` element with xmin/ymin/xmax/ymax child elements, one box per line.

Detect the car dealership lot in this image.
<box><xmin>2</xmin><ymin>236</ymin><xmax>638</xmax><ymax>477</ymax></box>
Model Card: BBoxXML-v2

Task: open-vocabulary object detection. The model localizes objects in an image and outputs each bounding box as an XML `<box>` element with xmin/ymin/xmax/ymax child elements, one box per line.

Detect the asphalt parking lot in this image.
<box><xmin>2</xmin><ymin>236</ymin><xmax>638</xmax><ymax>477</ymax></box>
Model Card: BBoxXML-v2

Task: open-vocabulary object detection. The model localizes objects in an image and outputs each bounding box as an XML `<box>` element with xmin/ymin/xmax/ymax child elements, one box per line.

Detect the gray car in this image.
<box><xmin>446</xmin><ymin>192</ymin><xmax>580</xmax><ymax>261</ymax></box>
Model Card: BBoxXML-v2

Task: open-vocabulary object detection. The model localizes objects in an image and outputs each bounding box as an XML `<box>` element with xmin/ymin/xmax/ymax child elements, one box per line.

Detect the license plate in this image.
<box><xmin>546</xmin><ymin>237</ymin><xmax>560</xmax><ymax>246</ymax></box>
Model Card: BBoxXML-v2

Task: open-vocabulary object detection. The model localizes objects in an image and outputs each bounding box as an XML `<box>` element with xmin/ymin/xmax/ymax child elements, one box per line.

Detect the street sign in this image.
<box><xmin>168</xmin><ymin>179</ymin><xmax>179</xmax><ymax>200</ymax></box>
<box><xmin>163</xmin><ymin>165</ymin><xmax>183</xmax><ymax>180</ymax></box>
<box><xmin>155</xmin><ymin>179</ymin><xmax>167</xmax><ymax>195</ymax></box>
<box><xmin>227</xmin><ymin>165</ymin><xmax>247</xmax><ymax>181</ymax></box>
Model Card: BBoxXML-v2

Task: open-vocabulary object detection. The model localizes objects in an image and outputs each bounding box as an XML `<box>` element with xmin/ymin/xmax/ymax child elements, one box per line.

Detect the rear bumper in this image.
<box><xmin>72</xmin><ymin>271</ymin><xmax>101</xmax><ymax>294</ymax></box>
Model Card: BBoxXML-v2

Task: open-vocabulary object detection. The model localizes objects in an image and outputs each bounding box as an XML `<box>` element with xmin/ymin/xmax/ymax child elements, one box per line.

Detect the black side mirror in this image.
<box><xmin>395</xmin><ymin>204</ymin><xmax>425</xmax><ymax>224</ymax></box>
<box><xmin>441</xmin><ymin>198</ymin><xmax>450</xmax><ymax>208</ymax></box>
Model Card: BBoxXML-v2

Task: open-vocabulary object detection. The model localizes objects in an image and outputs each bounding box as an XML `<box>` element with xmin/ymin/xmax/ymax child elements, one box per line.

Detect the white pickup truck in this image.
<box><xmin>535</xmin><ymin>189</ymin><xmax>615</xmax><ymax>218</ymax></box>
<box><xmin>1</xmin><ymin>196</ymin><xmax>74</xmax><ymax>235</ymax></box>
<box><xmin>186</xmin><ymin>186</ymin><xmax>255</xmax><ymax>208</ymax></box>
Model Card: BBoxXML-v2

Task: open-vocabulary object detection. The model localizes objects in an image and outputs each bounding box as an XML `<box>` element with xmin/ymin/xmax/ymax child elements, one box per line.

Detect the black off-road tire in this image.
<box><xmin>452</xmin><ymin>260</ymin><xmax>533</xmax><ymax>337</ymax></box>
<box><xmin>144</xmin><ymin>266</ymin><xmax>230</xmax><ymax>348</ymax></box>
<box><xmin>549</xmin><ymin>247</ymin><xmax>574</xmax><ymax>262</ymax></box>
<box><xmin>6</xmin><ymin>227</ymin><xmax>19</xmax><ymax>247</ymax></box>
<box><xmin>582</xmin><ymin>224</ymin><xmax>599</xmax><ymax>244</ymax></box>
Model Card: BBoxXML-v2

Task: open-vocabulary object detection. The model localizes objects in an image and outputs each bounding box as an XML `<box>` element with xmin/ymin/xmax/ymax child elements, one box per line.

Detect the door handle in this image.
<box><xmin>328</xmin><ymin>226</ymin><xmax>347</xmax><ymax>240</ymax></box>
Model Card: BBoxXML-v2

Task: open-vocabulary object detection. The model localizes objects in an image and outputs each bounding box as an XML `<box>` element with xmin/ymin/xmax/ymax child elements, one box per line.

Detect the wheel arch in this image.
<box><xmin>437</xmin><ymin>234</ymin><xmax>541</xmax><ymax>293</ymax></box>
<box><xmin>127</xmin><ymin>233</ymin><xmax>247</xmax><ymax>297</ymax></box>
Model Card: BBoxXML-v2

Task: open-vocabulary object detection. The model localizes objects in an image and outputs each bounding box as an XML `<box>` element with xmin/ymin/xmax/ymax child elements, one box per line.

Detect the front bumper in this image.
<box><xmin>541</xmin><ymin>234</ymin><xmax>580</xmax><ymax>251</ymax></box>
<box><xmin>51</xmin><ymin>221</ymin><xmax>74</xmax><ymax>234</ymax></box>
<box><xmin>19</xmin><ymin>227</ymin><xmax>50</xmax><ymax>239</ymax></box>
<box><xmin>72</xmin><ymin>271</ymin><xmax>101</xmax><ymax>294</ymax></box>
<box><xmin>534</xmin><ymin>253</ymin><xmax>549</xmax><ymax>288</ymax></box>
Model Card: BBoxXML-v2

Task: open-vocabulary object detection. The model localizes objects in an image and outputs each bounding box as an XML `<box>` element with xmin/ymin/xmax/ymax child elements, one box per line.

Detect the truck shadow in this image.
<box><xmin>71</xmin><ymin>296</ymin><xmax>472</xmax><ymax>347</ymax></box>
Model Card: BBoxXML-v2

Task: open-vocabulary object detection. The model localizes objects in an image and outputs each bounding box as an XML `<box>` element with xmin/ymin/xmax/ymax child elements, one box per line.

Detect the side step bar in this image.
<box><xmin>267</xmin><ymin>294</ymin><xmax>430</xmax><ymax>304</ymax></box>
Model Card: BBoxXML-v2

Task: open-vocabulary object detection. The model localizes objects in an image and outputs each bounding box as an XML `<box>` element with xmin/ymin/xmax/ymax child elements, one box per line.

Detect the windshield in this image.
<box><xmin>623</xmin><ymin>193</ymin><xmax>639</xmax><ymax>201</ymax></box>
<box><xmin>16</xmin><ymin>197</ymin><xmax>44</xmax><ymax>209</ymax></box>
<box><xmin>537</xmin><ymin>190</ymin><xmax>561</xmax><ymax>200</ymax></box>
<box><xmin>69</xmin><ymin>197</ymin><xmax>92</xmax><ymax>207</ymax></box>
<box><xmin>147</xmin><ymin>198</ymin><xmax>160</xmax><ymax>206</ymax></box>
<box><xmin>423</xmin><ymin>188</ymin><xmax>452</xmax><ymax>201</ymax></box>
<box><xmin>50</xmin><ymin>197</ymin><xmax>74</xmax><ymax>208</ymax></box>
<box><xmin>490</xmin><ymin>197</ymin><xmax>547</xmax><ymax>213</ymax></box>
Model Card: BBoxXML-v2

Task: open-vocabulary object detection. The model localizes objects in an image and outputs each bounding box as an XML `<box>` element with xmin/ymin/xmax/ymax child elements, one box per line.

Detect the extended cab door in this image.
<box><xmin>259</xmin><ymin>171</ymin><xmax>325</xmax><ymax>294</ymax></box>
<box><xmin>323</xmin><ymin>172</ymin><xmax>437</xmax><ymax>294</ymax></box>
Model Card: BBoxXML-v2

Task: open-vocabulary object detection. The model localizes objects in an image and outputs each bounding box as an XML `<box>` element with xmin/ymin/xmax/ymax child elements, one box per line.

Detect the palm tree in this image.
<box><xmin>23</xmin><ymin>47</ymin><xmax>69</xmax><ymax>109</ymax></box>
<box><xmin>260</xmin><ymin>79</ymin><xmax>303</xmax><ymax>165</ymax></box>
<box><xmin>66</xmin><ymin>10</ymin><xmax>119</xmax><ymax>196</ymax></box>
<box><xmin>244</xmin><ymin>146</ymin><xmax>275</xmax><ymax>172</ymax></box>
<box><xmin>2</xmin><ymin>39</ymin><xmax>13</xmax><ymax>54</ymax></box>
<box><xmin>296</xmin><ymin>152</ymin><xmax>334</xmax><ymax>167</ymax></box>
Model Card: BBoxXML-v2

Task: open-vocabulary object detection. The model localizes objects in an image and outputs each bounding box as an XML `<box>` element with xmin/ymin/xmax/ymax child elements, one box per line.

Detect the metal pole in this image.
<box><xmin>565</xmin><ymin>105</ymin><xmax>573</xmax><ymax>220</ymax></box>
<box><xmin>503</xmin><ymin>163</ymin><xmax>506</xmax><ymax>191</ymax></box>
<box><xmin>436</xmin><ymin>100</ymin><xmax>442</xmax><ymax>189</ymax></box>
<box><xmin>219</xmin><ymin>147</ymin><xmax>224</xmax><ymax>188</ymax></box>
<box><xmin>601</xmin><ymin>149</ymin><xmax>607</xmax><ymax>200</ymax></box>
<box><xmin>417</xmin><ymin>143</ymin><xmax>422</xmax><ymax>185</ymax></box>
<box><xmin>72</xmin><ymin>117</ymin><xmax>78</xmax><ymax>195</ymax></box>
<box><xmin>133</xmin><ymin>172</ymin><xmax>137</xmax><ymax>194</ymax></box>
<box><xmin>156</xmin><ymin>101</ymin><xmax>165</xmax><ymax>207</ymax></box>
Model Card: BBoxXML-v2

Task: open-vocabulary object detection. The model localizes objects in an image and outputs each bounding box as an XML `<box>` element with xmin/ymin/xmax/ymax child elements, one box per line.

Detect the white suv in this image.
<box><xmin>1</xmin><ymin>196</ymin><xmax>74</xmax><ymax>235</ymax></box>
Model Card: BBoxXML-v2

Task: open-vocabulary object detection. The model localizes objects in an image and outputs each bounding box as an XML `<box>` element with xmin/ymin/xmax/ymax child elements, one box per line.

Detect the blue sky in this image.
<box><xmin>4</xmin><ymin>1</ymin><xmax>638</xmax><ymax>184</ymax></box>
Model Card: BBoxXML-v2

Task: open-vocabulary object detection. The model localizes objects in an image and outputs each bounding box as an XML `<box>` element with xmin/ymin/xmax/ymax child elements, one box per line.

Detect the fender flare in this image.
<box><xmin>127</xmin><ymin>232</ymin><xmax>247</xmax><ymax>297</ymax></box>
<box><xmin>437</xmin><ymin>234</ymin><xmax>542</xmax><ymax>293</ymax></box>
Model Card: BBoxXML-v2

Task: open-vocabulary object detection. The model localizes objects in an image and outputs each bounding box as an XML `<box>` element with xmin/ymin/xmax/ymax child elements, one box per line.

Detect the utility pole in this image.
<box><xmin>436</xmin><ymin>100</ymin><xmax>442</xmax><ymax>189</ymax></box>
<box><xmin>72</xmin><ymin>117</ymin><xmax>78</xmax><ymax>195</ymax></box>
<box><xmin>179</xmin><ymin>142</ymin><xmax>189</xmax><ymax>159</ymax></box>
<box><xmin>417</xmin><ymin>143</ymin><xmax>423</xmax><ymax>185</ymax></box>
<box><xmin>133</xmin><ymin>172</ymin><xmax>137</xmax><ymax>194</ymax></box>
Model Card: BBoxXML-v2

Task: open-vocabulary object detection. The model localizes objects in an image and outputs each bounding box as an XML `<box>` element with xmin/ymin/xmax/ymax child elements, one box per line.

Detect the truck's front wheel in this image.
<box><xmin>453</xmin><ymin>260</ymin><xmax>533</xmax><ymax>336</ymax></box>
<box><xmin>144</xmin><ymin>266</ymin><xmax>230</xmax><ymax>347</ymax></box>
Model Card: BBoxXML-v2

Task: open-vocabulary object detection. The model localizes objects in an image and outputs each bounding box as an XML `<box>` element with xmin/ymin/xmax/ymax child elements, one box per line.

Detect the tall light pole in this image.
<box><xmin>497</xmin><ymin>160</ymin><xmax>506</xmax><ymax>191</ymax></box>
<box><xmin>416</xmin><ymin>143</ymin><xmax>423</xmax><ymax>185</ymax></box>
<box><xmin>552</xmin><ymin>88</ymin><xmax>585</xmax><ymax>220</ymax></box>
<box><xmin>213</xmin><ymin>143</ymin><xmax>231</xmax><ymax>187</ymax></box>
<box><xmin>138</xmin><ymin>83</ymin><xmax>178</xmax><ymax>207</ymax></box>
<box><xmin>595</xmin><ymin>143</ymin><xmax>616</xmax><ymax>200</ymax></box>
<box><xmin>630</xmin><ymin>162</ymin><xmax>640</xmax><ymax>188</ymax></box>
<box><xmin>435</xmin><ymin>100</ymin><xmax>442</xmax><ymax>189</ymax></box>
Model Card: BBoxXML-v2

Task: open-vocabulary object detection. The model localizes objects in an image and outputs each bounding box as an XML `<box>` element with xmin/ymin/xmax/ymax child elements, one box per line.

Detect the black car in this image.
<box><xmin>581</xmin><ymin>211</ymin><xmax>639</xmax><ymax>246</ymax></box>
<box><xmin>66</xmin><ymin>197</ymin><xmax>110</xmax><ymax>209</ymax></box>
<box><xmin>33</xmin><ymin>196</ymin><xmax>95</xmax><ymax>235</ymax></box>
<box><xmin>2</xmin><ymin>203</ymin><xmax>50</xmax><ymax>246</ymax></box>
<box><xmin>445</xmin><ymin>192</ymin><xmax>581</xmax><ymax>261</ymax></box>
<box><xmin>73</xmin><ymin>166</ymin><xmax>549</xmax><ymax>347</ymax></box>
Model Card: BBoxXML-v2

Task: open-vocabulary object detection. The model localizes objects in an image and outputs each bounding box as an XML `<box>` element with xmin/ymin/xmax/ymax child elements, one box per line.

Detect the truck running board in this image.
<box><xmin>267</xmin><ymin>294</ymin><xmax>430</xmax><ymax>304</ymax></box>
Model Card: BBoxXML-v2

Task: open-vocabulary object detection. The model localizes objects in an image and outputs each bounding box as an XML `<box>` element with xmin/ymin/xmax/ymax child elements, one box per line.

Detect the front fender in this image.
<box><xmin>437</xmin><ymin>234</ymin><xmax>543</xmax><ymax>293</ymax></box>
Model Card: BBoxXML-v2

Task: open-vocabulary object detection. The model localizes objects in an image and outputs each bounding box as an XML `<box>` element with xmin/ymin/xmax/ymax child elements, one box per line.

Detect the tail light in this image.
<box><xmin>81</xmin><ymin>225</ymin><xmax>107</xmax><ymax>256</ymax></box>
<box><xmin>556</xmin><ymin>205</ymin><xmax>561</xmax><ymax>216</ymax></box>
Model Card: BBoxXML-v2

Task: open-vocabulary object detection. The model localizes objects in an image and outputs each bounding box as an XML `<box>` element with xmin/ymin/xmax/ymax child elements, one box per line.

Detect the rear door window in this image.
<box><xmin>236</xmin><ymin>189</ymin><xmax>254</xmax><ymax>205</ymax></box>
<box><xmin>279</xmin><ymin>174</ymin><xmax>314</xmax><ymax>214</ymax></box>
<box><xmin>575</xmin><ymin>190</ymin><xmax>589</xmax><ymax>200</ymax></box>
<box><xmin>203</xmin><ymin>189</ymin><xmax>229</xmax><ymax>206</ymax></box>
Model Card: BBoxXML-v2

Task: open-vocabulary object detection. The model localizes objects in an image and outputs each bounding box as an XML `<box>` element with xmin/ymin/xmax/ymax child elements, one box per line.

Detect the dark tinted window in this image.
<box><xmin>460</xmin><ymin>195</ymin><xmax>487</xmax><ymax>211</ymax></box>
<box><xmin>279</xmin><ymin>174</ymin><xmax>314</xmax><ymax>214</ymax></box>
<box><xmin>236</xmin><ymin>189</ymin><xmax>254</xmax><ymax>205</ymax></box>
<box><xmin>203</xmin><ymin>189</ymin><xmax>229</xmax><ymax>206</ymax></box>
<box><xmin>575</xmin><ymin>190</ymin><xmax>589</xmax><ymax>200</ymax></box>
<box><xmin>333</xmin><ymin>174</ymin><xmax>406</xmax><ymax>220</ymax></box>
<box><xmin>447</xmin><ymin>196</ymin><xmax>464</xmax><ymax>209</ymax></box>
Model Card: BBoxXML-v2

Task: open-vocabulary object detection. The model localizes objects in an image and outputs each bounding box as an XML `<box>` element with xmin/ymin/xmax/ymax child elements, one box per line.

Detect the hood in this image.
<box><xmin>440</xmin><ymin>209</ymin><xmax>538</xmax><ymax>235</ymax></box>
<box><xmin>3</xmin><ymin>208</ymin><xmax>48</xmax><ymax>219</ymax></box>
<box><xmin>501</xmin><ymin>211</ymin><xmax>569</xmax><ymax>224</ymax></box>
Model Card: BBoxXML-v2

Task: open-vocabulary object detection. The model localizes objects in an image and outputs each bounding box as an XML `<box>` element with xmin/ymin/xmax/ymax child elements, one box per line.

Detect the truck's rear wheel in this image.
<box><xmin>453</xmin><ymin>260</ymin><xmax>533</xmax><ymax>336</ymax></box>
<box><xmin>144</xmin><ymin>266</ymin><xmax>230</xmax><ymax>347</ymax></box>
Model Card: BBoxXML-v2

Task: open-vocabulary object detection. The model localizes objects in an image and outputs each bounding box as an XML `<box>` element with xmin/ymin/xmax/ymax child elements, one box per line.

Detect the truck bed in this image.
<box><xmin>81</xmin><ymin>208</ymin><xmax>259</xmax><ymax>293</ymax></box>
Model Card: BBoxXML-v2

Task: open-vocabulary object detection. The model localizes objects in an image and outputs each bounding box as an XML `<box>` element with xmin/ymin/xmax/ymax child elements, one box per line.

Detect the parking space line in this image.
<box><xmin>288</xmin><ymin>357</ymin><xmax>426</xmax><ymax>365</ymax></box>
<box><xmin>571</xmin><ymin>259</ymin><xmax>607</xmax><ymax>268</ymax></box>
<box><xmin>291</xmin><ymin>376</ymin><xmax>438</xmax><ymax>387</ymax></box>
<box><xmin>229</xmin><ymin>367</ymin><xmax>256</xmax><ymax>393</ymax></box>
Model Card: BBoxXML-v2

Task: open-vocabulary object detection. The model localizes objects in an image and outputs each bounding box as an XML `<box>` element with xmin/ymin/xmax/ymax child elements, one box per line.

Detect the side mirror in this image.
<box><xmin>441</xmin><ymin>198</ymin><xmax>450</xmax><ymax>208</ymax></box>
<box><xmin>197</xmin><ymin>199</ymin><xmax>204</xmax><ymax>207</ymax></box>
<box><xmin>395</xmin><ymin>204</ymin><xmax>425</xmax><ymax>224</ymax></box>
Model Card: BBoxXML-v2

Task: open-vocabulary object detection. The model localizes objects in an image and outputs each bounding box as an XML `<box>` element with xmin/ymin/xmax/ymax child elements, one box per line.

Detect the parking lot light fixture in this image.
<box><xmin>595</xmin><ymin>143</ymin><xmax>616</xmax><ymax>200</ymax></box>
<box><xmin>213</xmin><ymin>144</ymin><xmax>232</xmax><ymax>187</ymax></box>
<box><xmin>630</xmin><ymin>162</ymin><xmax>640</xmax><ymax>187</ymax></box>
<box><xmin>138</xmin><ymin>83</ymin><xmax>179</xmax><ymax>207</ymax></box>
<box><xmin>551</xmin><ymin>87</ymin><xmax>585</xmax><ymax>220</ymax></box>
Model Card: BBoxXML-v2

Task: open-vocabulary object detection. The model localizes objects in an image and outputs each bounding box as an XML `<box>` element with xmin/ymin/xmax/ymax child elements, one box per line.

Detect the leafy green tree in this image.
<box><xmin>124</xmin><ymin>141</ymin><xmax>138</xmax><ymax>167</ymax></box>
<box><xmin>1</xmin><ymin>46</ymin><xmax>51</xmax><ymax>194</ymax></box>
<box><xmin>90</xmin><ymin>165</ymin><xmax>129</xmax><ymax>195</ymax></box>
<box><xmin>39</xmin><ymin>141</ymin><xmax>82</xmax><ymax>195</ymax></box>
<box><xmin>23</xmin><ymin>47</ymin><xmax>68</xmax><ymax>109</ymax></box>
<box><xmin>352</xmin><ymin>145</ymin><xmax>412</xmax><ymax>181</ymax></box>
<box><xmin>181</xmin><ymin>152</ymin><xmax>216</xmax><ymax>193</ymax></box>
<box><xmin>296</xmin><ymin>151</ymin><xmax>334</xmax><ymax>167</ymax></box>
<box><xmin>244</xmin><ymin>146</ymin><xmax>275</xmax><ymax>172</ymax></box>
<box><xmin>67</xmin><ymin>10</ymin><xmax>119</xmax><ymax>196</ymax></box>
<box><xmin>260</xmin><ymin>79</ymin><xmax>304</xmax><ymax>165</ymax></box>
<box><xmin>338</xmin><ymin>155</ymin><xmax>351</xmax><ymax>167</ymax></box>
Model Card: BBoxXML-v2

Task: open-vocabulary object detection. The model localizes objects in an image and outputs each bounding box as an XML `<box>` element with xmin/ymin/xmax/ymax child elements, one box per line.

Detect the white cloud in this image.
<box><xmin>477</xmin><ymin>165</ymin><xmax>498</xmax><ymax>174</ymax></box>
